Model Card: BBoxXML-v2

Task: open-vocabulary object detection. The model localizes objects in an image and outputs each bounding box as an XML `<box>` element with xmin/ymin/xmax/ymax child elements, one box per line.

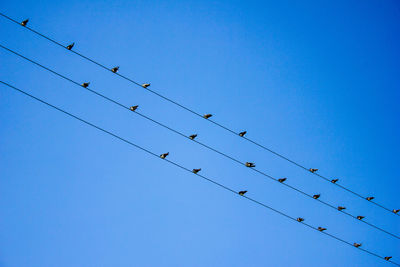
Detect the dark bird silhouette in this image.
<box><xmin>81</xmin><ymin>82</ymin><xmax>90</xmax><ymax>88</ymax></box>
<box><xmin>239</xmin><ymin>131</ymin><xmax>247</xmax><ymax>137</ymax></box>
<box><xmin>318</xmin><ymin>227</ymin><xmax>327</xmax><ymax>232</ymax></box>
<box><xmin>278</xmin><ymin>178</ymin><xmax>287</xmax><ymax>183</ymax></box>
<box><xmin>203</xmin><ymin>114</ymin><xmax>212</xmax><ymax>119</ymax></box>
<box><xmin>353</xmin><ymin>243</ymin><xmax>362</xmax><ymax>248</ymax></box>
<box><xmin>366</xmin><ymin>196</ymin><xmax>374</xmax><ymax>201</ymax></box>
<box><xmin>385</xmin><ymin>257</ymin><xmax>392</xmax><ymax>261</ymax></box>
<box><xmin>245</xmin><ymin>162</ymin><xmax>255</xmax><ymax>167</ymax></box>
<box><xmin>297</xmin><ymin>217</ymin><xmax>304</xmax><ymax>222</ymax></box>
<box><xmin>189</xmin><ymin>134</ymin><xmax>197</xmax><ymax>140</ymax></box>
<box><xmin>309</xmin><ymin>168</ymin><xmax>318</xmax><ymax>173</ymax></box>
<box><xmin>238</xmin><ymin>190</ymin><xmax>247</xmax><ymax>196</ymax></box>
<box><xmin>142</xmin><ymin>83</ymin><xmax>150</xmax><ymax>88</ymax></box>
<box><xmin>357</xmin><ymin>216</ymin><xmax>365</xmax><ymax>220</ymax></box>
<box><xmin>331</xmin><ymin>179</ymin><xmax>339</xmax><ymax>183</ymax></box>
<box><xmin>393</xmin><ymin>209</ymin><xmax>400</xmax><ymax>214</ymax></box>
<box><xmin>192</xmin><ymin>168</ymin><xmax>201</xmax><ymax>174</ymax></box>
<box><xmin>111</xmin><ymin>66</ymin><xmax>119</xmax><ymax>73</ymax></box>
<box><xmin>130</xmin><ymin>105</ymin><xmax>138</xmax><ymax>111</ymax></box>
<box><xmin>66</xmin><ymin>43</ymin><xmax>75</xmax><ymax>50</ymax></box>
<box><xmin>160</xmin><ymin>152</ymin><xmax>169</xmax><ymax>159</ymax></box>
<box><xmin>338</xmin><ymin>206</ymin><xmax>346</xmax><ymax>211</ymax></box>
<box><xmin>21</xmin><ymin>19</ymin><xmax>29</xmax><ymax>26</ymax></box>
<box><xmin>313</xmin><ymin>194</ymin><xmax>320</xmax><ymax>199</ymax></box>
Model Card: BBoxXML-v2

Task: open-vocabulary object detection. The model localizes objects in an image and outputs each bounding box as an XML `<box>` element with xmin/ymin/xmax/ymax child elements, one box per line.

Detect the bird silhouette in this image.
<box><xmin>393</xmin><ymin>209</ymin><xmax>400</xmax><ymax>214</ymax></box>
<box><xmin>353</xmin><ymin>243</ymin><xmax>362</xmax><ymax>248</ymax></box>
<box><xmin>297</xmin><ymin>217</ymin><xmax>304</xmax><ymax>222</ymax></box>
<box><xmin>318</xmin><ymin>227</ymin><xmax>327</xmax><ymax>232</ymax></box>
<box><xmin>245</xmin><ymin>162</ymin><xmax>255</xmax><ymax>167</ymax></box>
<box><xmin>238</xmin><ymin>190</ymin><xmax>247</xmax><ymax>196</ymax></box>
<box><xmin>130</xmin><ymin>105</ymin><xmax>138</xmax><ymax>111</ymax></box>
<box><xmin>189</xmin><ymin>134</ymin><xmax>197</xmax><ymax>140</ymax></box>
<box><xmin>366</xmin><ymin>196</ymin><xmax>374</xmax><ymax>201</ymax></box>
<box><xmin>192</xmin><ymin>168</ymin><xmax>201</xmax><ymax>174</ymax></box>
<box><xmin>331</xmin><ymin>179</ymin><xmax>339</xmax><ymax>183</ymax></box>
<box><xmin>66</xmin><ymin>43</ymin><xmax>75</xmax><ymax>50</ymax></box>
<box><xmin>338</xmin><ymin>206</ymin><xmax>346</xmax><ymax>211</ymax></box>
<box><xmin>81</xmin><ymin>82</ymin><xmax>90</xmax><ymax>88</ymax></box>
<box><xmin>142</xmin><ymin>83</ymin><xmax>150</xmax><ymax>88</ymax></box>
<box><xmin>313</xmin><ymin>194</ymin><xmax>320</xmax><ymax>199</ymax></box>
<box><xmin>160</xmin><ymin>152</ymin><xmax>169</xmax><ymax>159</ymax></box>
<box><xmin>239</xmin><ymin>131</ymin><xmax>247</xmax><ymax>137</ymax></box>
<box><xmin>21</xmin><ymin>19</ymin><xmax>29</xmax><ymax>26</ymax></box>
<box><xmin>385</xmin><ymin>257</ymin><xmax>392</xmax><ymax>261</ymax></box>
<box><xmin>203</xmin><ymin>114</ymin><xmax>212</xmax><ymax>119</ymax></box>
<box><xmin>111</xmin><ymin>66</ymin><xmax>119</xmax><ymax>73</ymax></box>
<box><xmin>278</xmin><ymin>178</ymin><xmax>287</xmax><ymax>183</ymax></box>
<box><xmin>309</xmin><ymin>168</ymin><xmax>318</xmax><ymax>173</ymax></box>
<box><xmin>357</xmin><ymin>216</ymin><xmax>365</xmax><ymax>220</ymax></box>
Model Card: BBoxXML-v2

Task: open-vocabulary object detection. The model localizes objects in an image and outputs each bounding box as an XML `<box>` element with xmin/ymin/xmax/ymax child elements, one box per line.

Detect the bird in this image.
<box><xmin>393</xmin><ymin>209</ymin><xmax>400</xmax><ymax>214</ymax></box>
<box><xmin>192</xmin><ymin>168</ymin><xmax>201</xmax><ymax>174</ymax></box>
<box><xmin>81</xmin><ymin>82</ymin><xmax>90</xmax><ymax>88</ymax></box>
<box><xmin>21</xmin><ymin>19</ymin><xmax>29</xmax><ymax>26</ymax></box>
<box><xmin>239</xmin><ymin>131</ymin><xmax>247</xmax><ymax>137</ymax></box>
<box><xmin>357</xmin><ymin>216</ymin><xmax>365</xmax><ymax>220</ymax></box>
<box><xmin>385</xmin><ymin>257</ymin><xmax>392</xmax><ymax>261</ymax></box>
<box><xmin>189</xmin><ymin>134</ymin><xmax>197</xmax><ymax>140</ymax></box>
<box><xmin>278</xmin><ymin>178</ymin><xmax>287</xmax><ymax>183</ymax></box>
<box><xmin>338</xmin><ymin>206</ymin><xmax>346</xmax><ymax>211</ymax></box>
<box><xmin>203</xmin><ymin>114</ymin><xmax>212</xmax><ymax>119</ymax></box>
<box><xmin>318</xmin><ymin>227</ymin><xmax>327</xmax><ymax>232</ymax></box>
<box><xmin>130</xmin><ymin>105</ymin><xmax>138</xmax><ymax>111</ymax></box>
<box><xmin>313</xmin><ymin>194</ymin><xmax>320</xmax><ymax>199</ymax></box>
<box><xmin>245</xmin><ymin>162</ymin><xmax>255</xmax><ymax>167</ymax></box>
<box><xmin>331</xmin><ymin>178</ymin><xmax>339</xmax><ymax>183</ymax></box>
<box><xmin>160</xmin><ymin>152</ymin><xmax>169</xmax><ymax>159</ymax></box>
<box><xmin>366</xmin><ymin>196</ymin><xmax>374</xmax><ymax>201</ymax></box>
<box><xmin>309</xmin><ymin>168</ymin><xmax>318</xmax><ymax>173</ymax></box>
<box><xmin>142</xmin><ymin>83</ymin><xmax>150</xmax><ymax>88</ymax></box>
<box><xmin>238</xmin><ymin>190</ymin><xmax>247</xmax><ymax>196</ymax></box>
<box><xmin>111</xmin><ymin>66</ymin><xmax>119</xmax><ymax>73</ymax></box>
<box><xmin>297</xmin><ymin>217</ymin><xmax>304</xmax><ymax>222</ymax></box>
<box><xmin>353</xmin><ymin>243</ymin><xmax>362</xmax><ymax>248</ymax></box>
<box><xmin>66</xmin><ymin>43</ymin><xmax>75</xmax><ymax>50</ymax></box>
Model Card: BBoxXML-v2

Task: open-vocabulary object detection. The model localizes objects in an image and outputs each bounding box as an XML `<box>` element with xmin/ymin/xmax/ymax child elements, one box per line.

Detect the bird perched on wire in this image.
<box><xmin>142</xmin><ymin>83</ymin><xmax>150</xmax><ymax>88</ymax></box>
<box><xmin>21</xmin><ymin>19</ymin><xmax>29</xmax><ymax>26</ymax></box>
<box><xmin>393</xmin><ymin>209</ymin><xmax>400</xmax><ymax>214</ymax></box>
<box><xmin>338</xmin><ymin>206</ymin><xmax>346</xmax><ymax>211</ymax></box>
<box><xmin>297</xmin><ymin>217</ymin><xmax>304</xmax><ymax>222</ymax></box>
<box><xmin>317</xmin><ymin>227</ymin><xmax>327</xmax><ymax>232</ymax></box>
<box><xmin>331</xmin><ymin>179</ymin><xmax>339</xmax><ymax>183</ymax></box>
<box><xmin>278</xmin><ymin>178</ymin><xmax>287</xmax><ymax>183</ymax></box>
<box><xmin>239</xmin><ymin>131</ymin><xmax>247</xmax><ymax>137</ymax></box>
<box><xmin>385</xmin><ymin>256</ymin><xmax>392</xmax><ymax>261</ymax></box>
<box><xmin>111</xmin><ymin>66</ymin><xmax>119</xmax><ymax>73</ymax></box>
<box><xmin>160</xmin><ymin>152</ymin><xmax>169</xmax><ymax>159</ymax></box>
<box><xmin>203</xmin><ymin>114</ymin><xmax>212</xmax><ymax>119</ymax></box>
<box><xmin>66</xmin><ymin>43</ymin><xmax>75</xmax><ymax>50</ymax></box>
<box><xmin>353</xmin><ymin>243</ymin><xmax>362</xmax><ymax>248</ymax></box>
<box><xmin>192</xmin><ymin>168</ymin><xmax>201</xmax><ymax>174</ymax></box>
<box><xmin>366</xmin><ymin>196</ymin><xmax>374</xmax><ymax>201</ymax></box>
<box><xmin>238</xmin><ymin>190</ymin><xmax>247</xmax><ymax>196</ymax></box>
<box><xmin>309</xmin><ymin>168</ymin><xmax>318</xmax><ymax>173</ymax></box>
<box><xmin>313</xmin><ymin>194</ymin><xmax>320</xmax><ymax>199</ymax></box>
<box><xmin>81</xmin><ymin>82</ymin><xmax>90</xmax><ymax>88</ymax></box>
<box><xmin>130</xmin><ymin>105</ymin><xmax>138</xmax><ymax>111</ymax></box>
<box><xmin>357</xmin><ymin>216</ymin><xmax>365</xmax><ymax>220</ymax></box>
<box><xmin>189</xmin><ymin>134</ymin><xmax>197</xmax><ymax>140</ymax></box>
<box><xmin>245</xmin><ymin>162</ymin><xmax>255</xmax><ymax>167</ymax></box>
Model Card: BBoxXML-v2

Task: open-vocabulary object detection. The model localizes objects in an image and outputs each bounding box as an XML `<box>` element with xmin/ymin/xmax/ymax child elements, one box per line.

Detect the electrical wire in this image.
<box><xmin>1</xmin><ymin>80</ymin><xmax>398</xmax><ymax>266</ymax></box>
<box><xmin>0</xmin><ymin>44</ymin><xmax>398</xmax><ymax>240</ymax></box>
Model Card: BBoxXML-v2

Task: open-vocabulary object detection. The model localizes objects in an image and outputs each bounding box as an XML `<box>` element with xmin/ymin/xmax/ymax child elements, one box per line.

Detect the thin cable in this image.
<box><xmin>1</xmin><ymin>44</ymin><xmax>398</xmax><ymax>240</ymax></box>
<box><xmin>0</xmin><ymin>12</ymin><xmax>397</xmax><ymax>217</ymax></box>
<box><xmin>1</xmin><ymin>80</ymin><xmax>398</xmax><ymax>266</ymax></box>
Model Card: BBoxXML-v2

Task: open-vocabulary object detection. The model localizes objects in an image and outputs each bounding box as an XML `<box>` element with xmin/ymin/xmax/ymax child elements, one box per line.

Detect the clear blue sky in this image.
<box><xmin>1</xmin><ymin>0</ymin><xmax>399</xmax><ymax>266</ymax></box>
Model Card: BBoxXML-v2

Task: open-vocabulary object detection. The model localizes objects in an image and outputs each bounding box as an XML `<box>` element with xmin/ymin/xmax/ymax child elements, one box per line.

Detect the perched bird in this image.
<box><xmin>239</xmin><ymin>131</ymin><xmax>247</xmax><ymax>137</ymax></box>
<box><xmin>81</xmin><ymin>82</ymin><xmax>90</xmax><ymax>88</ymax></box>
<box><xmin>318</xmin><ymin>227</ymin><xmax>327</xmax><ymax>232</ymax></box>
<box><xmin>393</xmin><ymin>209</ymin><xmax>400</xmax><ymax>214</ymax></box>
<box><xmin>192</xmin><ymin>168</ymin><xmax>201</xmax><ymax>174</ymax></box>
<box><xmin>278</xmin><ymin>178</ymin><xmax>287</xmax><ymax>183</ymax></box>
<box><xmin>245</xmin><ymin>162</ymin><xmax>255</xmax><ymax>167</ymax></box>
<box><xmin>309</xmin><ymin>168</ymin><xmax>318</xmax><ymax>173</ymax></box>
<box><xmin>313</xmin><ymin>194</ymin><xmax>320</xmax><ymax>199</ymax></box>
<box><xmin>111</xmin><ymin>66</ymin><xmax>119</xmax><ymax>73</ymax></box>
<box><xmin>189</xmin><ymin>134</ymin><xmax>197</xmax><ymax>140</ymax></box>
<box><xmin>160</xmin><ymin>152</ymin><xmax>169</xmax><ymax>159</ymax></box>
<box><xmin>366</xmin><ymin>196</ymin><xmax>374</xmax><ymax>201</ymax></box>
<box><xmin>142</xmin><ymin>83</ymin><xmax>150</xmax><ymax>88</ymax></box>
<box><xmin>338</xmin><ymin>206</ymin><xmax>346</xmax><ymax>211</ymax></box>
<box><xmin>385</xmin><ymin>257</ymin><xmax>392</xmax><ymax>261</ymax></box>
<box><xmin>203</xmin><ymin>114</ymin><xmax>212</xmax><ymax>119</ymax></box>
<box><xmin>21</xmin><ymin>19</ymin><xmax>29</xmax><ymax>26</ymax></box>
<box><xmin>66</xmin><ymin>42</ymin><xmax>75</xmax><ymax>50</ymax></box>
<box><xmin>238</xmin><ymin>190</ymin><xmax>247</xmax><ymax>196</ymax></box>
<box><xmin>353</xmin><ymin>243</ymin><xmax>362</xmax><ymax>248</ymax></box>
<box><xmin>297</xmin><ymin>217</ymin><xmax>304</xmax><ymax>222</ymax></box>
<box><xmin>130</xmin><ymin>105</ymin><xmax>138</xmax><ymax>111</ymax></box>
<box><xmin>331</xmin><ymin>179</ymin><xmax>339</xmax><ymax>183</ymax></box>
<box><xmin>357</xmin><ymin>216</ymin><xmax>365</xmax><ymax>220</ymax></box>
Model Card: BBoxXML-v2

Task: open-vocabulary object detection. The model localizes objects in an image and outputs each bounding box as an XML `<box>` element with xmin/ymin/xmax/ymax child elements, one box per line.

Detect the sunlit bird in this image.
<box><xmin>357</xmin><ymin>216</ymin><xmax>365</xmax><ymax>220</ymax></box>
<box><xmin>192</xmin><ymin>168</ymin><xmax>201</xmax><ymax>174</ymax></box>
<box><xmin>160</xmin><ymin>152</ymin><xmax>169</xmax><ymax>159</ymax></box>
<box><xmin>318</xmin><ymin>227</ymin><xmax>327</xmax><ymax>232</ymax></box>
<box><xmin>130</xmin><ymin>105</ymin><xmax>138</xmax><ymax>111</ymax></box>
<box><xmin>393</xmin><ymin>209</ymin><xmax>400</xmax><ymax>214</ymax></box>
<box><xmin>189</xmin><ymin>134</ymin><xmax>197</xmax><ymax>140</ymax></box>
<box><xmin>309</xmin><ymin>168</ymin><xmax>318</xmax><ymax>173</ymax></box>
<box><xmin>81</xmin><ymin>82</ymin><xmax>90</xmax><ymax>88</ymax></box>
<box><xmin>338</xmin><ymin>206</ymin><xmax>346</xmax><ymax>211</ymax></box>
<box><xmin>331</xmin><ymin>179</ymin><xmax>339</xmax><ymax>183</ymax></box>
<box><xmin>297</xmin><ymin>217</ymin><xmax>304</xmax><ymax>222</ymax></box>
<box><xmin>239</xmin><ymin>131</ymin><xmax>247</xmax><ymax>137</ymax></box>
<box><xmin>66</xmin><ymin>42</ymin><xmax>75</xmax><ymax>50</ymax></box>
<box><xmin>385</xmin><ymin>257</ymin><xmax>392</xmax><ymax>261</ymax></box>
<box><xmin>238</xmin><ymin>190</ymin><xmax>247</xmax><ymax>196</ymax></box>
<box><xmin>366</xmin><ymin>196</ymin><xmax>374</xmax><ymax>201</ymax></box>
<box><xmin>245</xmin><ymin>162</ymin><xmax>255</xmax><ymax>167</ymax></box>
<box><xmin>354</xmin><ymin>243</ymin><xmax>362</xmax><ymax>248</ymax></box>
<box><xmin>313</xmin><ymin>194</ymin><xmax>320</xmax><ymax>199</ymax></box>
<box><xmin>21</xmin><ymin>19</ymin><xmax>29</xmax><ymax>26</ymax></box>
<box><xmin>278</xmin><ymin>178</ymin><xmax>287</xmax><ymax>183</ymax></box>
<box><xmin>203</xmin><ymin>114</ymin><xmax>212</xmax><ymax>119</ymax></box>
<box><xmin>142</xmin><ymin>83</ymin><xmax>150</xmax><ymax>88</ymax></box>
<box><xmin>111</xmin><ymin>66</ymin><xmax>119</xmax><ymax>73</ymax></box>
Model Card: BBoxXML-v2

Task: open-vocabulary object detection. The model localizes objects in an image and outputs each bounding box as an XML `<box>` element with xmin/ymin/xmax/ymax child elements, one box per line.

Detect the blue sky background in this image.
<box><xmin>1</xmin><ymin>0</ymin><xmax>399</xmax><ymax>266</ymax></box>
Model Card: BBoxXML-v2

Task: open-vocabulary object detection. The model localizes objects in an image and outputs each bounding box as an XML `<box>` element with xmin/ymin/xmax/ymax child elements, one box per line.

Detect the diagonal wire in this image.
<box><xmin>1</xmin><ymin>80</ymin><xmax>398</xmax><ymax>266</ymax></box>
<box><xmin>1</xmin><ymin>44</ymin><xmax>399</xmax><ymax>240</ymax></box>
